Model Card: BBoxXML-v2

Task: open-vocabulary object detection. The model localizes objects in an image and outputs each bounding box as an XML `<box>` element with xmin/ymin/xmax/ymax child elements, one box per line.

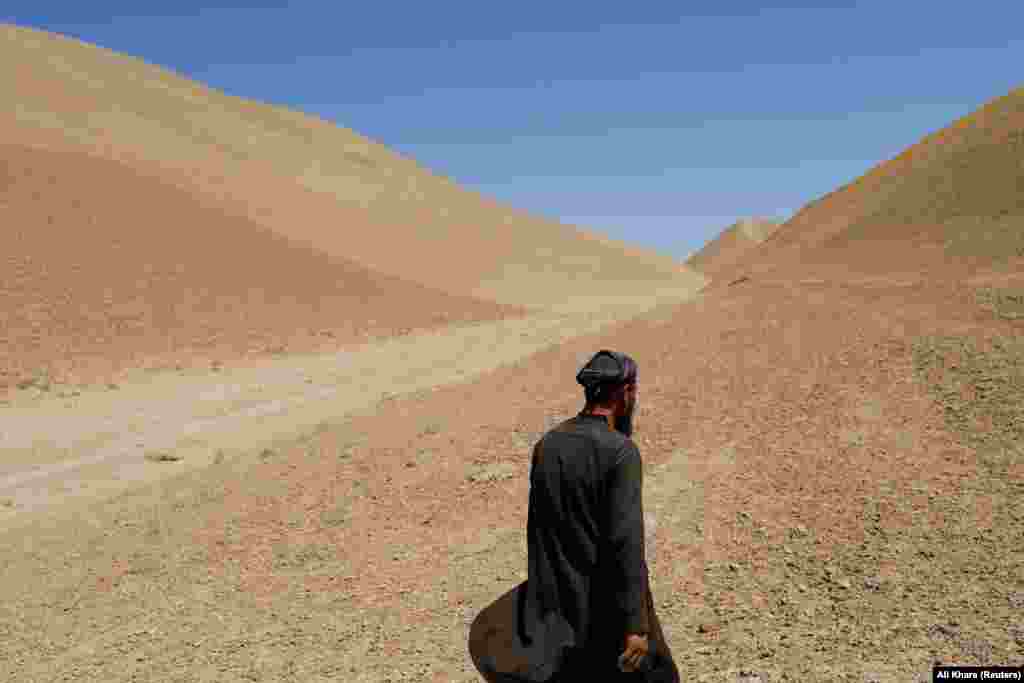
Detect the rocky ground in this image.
<box><xmin>0</xmin><ymin>266</ymin><xmax>1021</xmax><ymax>682</ymax></box>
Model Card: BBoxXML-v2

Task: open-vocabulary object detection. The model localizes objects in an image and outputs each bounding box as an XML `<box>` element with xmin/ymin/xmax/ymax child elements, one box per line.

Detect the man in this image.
<box><xmin>469</xmin><ymin>350</ymin><xmax>679</xmax><ymax>682</ymax></box>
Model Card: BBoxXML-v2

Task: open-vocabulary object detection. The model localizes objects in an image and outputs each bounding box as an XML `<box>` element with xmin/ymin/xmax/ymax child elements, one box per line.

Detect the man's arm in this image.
<box><xmin>605</xmin><ymin>441</ymin><xmax>650</xmax><ymax>635</ymax></box>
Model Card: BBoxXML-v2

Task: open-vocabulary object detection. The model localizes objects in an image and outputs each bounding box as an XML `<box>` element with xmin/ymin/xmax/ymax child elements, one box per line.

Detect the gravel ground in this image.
<box><xmin>1</xmin><ymin>270</ymin><xmax>1021</xmax><ymax>682</ymax></box>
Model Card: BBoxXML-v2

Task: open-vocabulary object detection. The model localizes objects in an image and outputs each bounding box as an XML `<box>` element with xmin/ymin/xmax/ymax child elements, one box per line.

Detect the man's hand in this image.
<box><xmin>618</xmin><ymin>632</ymin><xmax>649</xmax><ymax>673</ymax></box>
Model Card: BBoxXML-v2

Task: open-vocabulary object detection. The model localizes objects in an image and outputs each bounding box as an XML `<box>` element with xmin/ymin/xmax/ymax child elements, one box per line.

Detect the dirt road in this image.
<box><xmin>0</xmin><ymin>293</ymin><xmax>696</xmax><ymax>529</ymax></box>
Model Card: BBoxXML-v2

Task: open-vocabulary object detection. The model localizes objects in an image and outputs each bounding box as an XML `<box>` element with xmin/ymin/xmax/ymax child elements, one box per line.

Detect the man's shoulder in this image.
<box><xmin>540</xmin><ymin>417</ymin><xmax>634</xmax><ymax>453</ymax></box>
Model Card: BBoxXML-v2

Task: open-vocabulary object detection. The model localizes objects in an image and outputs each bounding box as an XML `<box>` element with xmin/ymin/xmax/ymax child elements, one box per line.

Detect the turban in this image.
<box><xmin>576</xmin><ymin>350</ymin><xmax>637</xmax><ymax>402</ymax></box>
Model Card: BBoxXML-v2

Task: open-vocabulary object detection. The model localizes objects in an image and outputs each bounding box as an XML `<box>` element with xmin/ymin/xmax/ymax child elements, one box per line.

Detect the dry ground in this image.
<box><xmin>1</xmin><ymin>263</ymin><xmax>1021</xmax><ymax>682</ymax></box>
<box><xmin>0</xmin><ymin>142</ymin><xmax>527</xmax><ymax>397</ymax></box>
<box><xmin>0</xmin><ymin>300</ymin><xmax>687</xmax><ymax>517</ymax></box>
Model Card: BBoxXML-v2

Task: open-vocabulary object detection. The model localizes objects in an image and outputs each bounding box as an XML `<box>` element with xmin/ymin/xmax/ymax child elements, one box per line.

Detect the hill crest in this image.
<box><xmin>724</xmin><ymin>86</ymin><xmax>1024</xmax><ymax>283</ymax></box>
<box><xmin>685</xmin><ymin>217</ymin><xmax>781</xmax><ymax>276</ymax></box>
<box><xmin>2</xmin><ymin>22</ymin><xmax>704</xmax><ymax>312</ymax></box>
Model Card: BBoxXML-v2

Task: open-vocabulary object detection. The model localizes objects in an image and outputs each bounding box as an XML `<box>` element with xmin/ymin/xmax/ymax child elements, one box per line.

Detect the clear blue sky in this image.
<box><xmin>6</xmin><ymin>2</ymin><xmax>1023</xmax><ymax>259</ymax></box>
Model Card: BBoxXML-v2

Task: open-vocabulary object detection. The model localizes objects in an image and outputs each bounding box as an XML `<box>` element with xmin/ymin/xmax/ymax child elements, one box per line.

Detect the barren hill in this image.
<box><xmin>1</xmin><ymin>22</ymin><xmax>704</xmax><ymax>393</ymax></box>
<box><xmin>0</xmin><ymin>142</ymin><xmax>523</xmax><ymax>392</ymax></box>
<box><xmin>2</xmin><ymin>24</ymin><xmax>703</xmax><ymax>311</ymax></box>
<box><xmin>684</xmin><ymin>217</ymin><xmax>780</xmax><ymax>277</ymax></box>
<box><xmin>718</xmin><ymin>86</ymin><xmax>1024</xmax><ymax>285</ymax></box>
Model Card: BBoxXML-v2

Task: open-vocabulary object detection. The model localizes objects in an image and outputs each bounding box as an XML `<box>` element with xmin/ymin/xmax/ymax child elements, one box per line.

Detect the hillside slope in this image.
<box><xmin>0</xmin><ymin>143</ymin><xmax>523</xmax><ymax>392</ymax></box>
<box><xmin>685</xmin><ymin>217</ymin><xmax>780</xmax><ymax>278</ymax></box>
<box><xmin>722</xmin><ymin>86</ymin><xmax>1024</xmax><ymax>283</ymax></box>
<box><xmin>2</xmin><ymin>23</ymin><xmax>704</xmax><ymax>311</ymax></box>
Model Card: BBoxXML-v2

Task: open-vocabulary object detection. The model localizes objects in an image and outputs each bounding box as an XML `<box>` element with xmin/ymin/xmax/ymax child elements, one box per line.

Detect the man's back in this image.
<box><xmin>469</xmin><ymin>350</ymin><xmax>678</xmax><ymax>683</ymax></box>
<box><xmin>528</xmin><ymin>413</ymin><xmax>633</xmax><ymax>583</ymax></box>
<box><xmin>524</xmin><ymin>412</ymin><xmax>652</xmax><ymax>677</ymax></box>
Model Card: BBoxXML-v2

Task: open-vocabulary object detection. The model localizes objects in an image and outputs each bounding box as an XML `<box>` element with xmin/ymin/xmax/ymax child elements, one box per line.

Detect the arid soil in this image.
<box><xmin>0</xmin><ymin>299</ymin><xmax>690</xmax><ymax>519</ymax></box>
<box><xmin>0</xmin><ymin>142</ymin><xmax>528</xmax><ymax>397</ymax></box>
<box><xmin>1</xmin><ymin>263</ymin><xmax>1020</xmax><ymax>682</ymax></box>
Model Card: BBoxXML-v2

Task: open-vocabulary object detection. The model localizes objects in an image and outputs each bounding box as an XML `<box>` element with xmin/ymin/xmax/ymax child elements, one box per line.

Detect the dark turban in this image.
<box><xmin>576</xmin><ymin>350</ymin><xmax>638</xmax><ymax>404</ymax></box>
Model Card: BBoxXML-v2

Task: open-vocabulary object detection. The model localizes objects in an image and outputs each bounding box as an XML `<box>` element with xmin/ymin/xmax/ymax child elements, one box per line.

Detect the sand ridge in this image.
<box><xmin>0</xmin><ymin>142</ymin><xmax>527</xmax><ymax>395</ymax></box>
<box><xmin>2</xmin><ymin>22</ymin><xmax>704</xmax><ymax>310</ymax></box>
<box><xmin>711</xmin><ymin>86</ymin><xmax>1024</xmax><ymax>286</ymax></box>
<box><xmin>2</xmin><ymin>22</ymin><xmax>704</xmax><ymax>395</ymax></box>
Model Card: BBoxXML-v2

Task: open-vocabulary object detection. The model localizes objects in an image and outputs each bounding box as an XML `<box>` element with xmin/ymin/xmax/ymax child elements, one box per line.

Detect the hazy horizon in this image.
<box><xmin>5</xmin><ymin>2</ymin><xmax>1023</xmax><ymax>259</ymax></box>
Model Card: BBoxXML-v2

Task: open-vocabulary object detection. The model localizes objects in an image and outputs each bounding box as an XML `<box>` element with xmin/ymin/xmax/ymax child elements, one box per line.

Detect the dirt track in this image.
<box><xmin>0</xmin><ymin>297</ymin><xmax>695</xmax><ymax>529</ymax></box>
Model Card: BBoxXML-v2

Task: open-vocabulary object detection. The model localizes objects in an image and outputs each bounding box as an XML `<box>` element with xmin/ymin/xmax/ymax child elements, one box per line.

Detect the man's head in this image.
<box><xmin>576</xmin><ymin>350</ymin><xmax>639</xmax><ymax>436</ymax></box>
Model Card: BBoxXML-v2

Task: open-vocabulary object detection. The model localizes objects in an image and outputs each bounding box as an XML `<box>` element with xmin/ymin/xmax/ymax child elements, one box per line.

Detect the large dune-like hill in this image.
<box><xmin>716</xmin><ymin>86</ymin><xmax>1024</xmax><ymax>284</ymax></box>
<box><xmin>1</xmin><ymin>23</ymin><xmax>705</xmax><ymax>392</ymax></box>
<box><xmin>2</xmin><ymin>24</ymin><xmax>703</xmax><ymax>312</ymax></box>
<box><xmin>0</xmin><ymin>142</ymin><xmax>528</xmax><ymax>391</ymax></box>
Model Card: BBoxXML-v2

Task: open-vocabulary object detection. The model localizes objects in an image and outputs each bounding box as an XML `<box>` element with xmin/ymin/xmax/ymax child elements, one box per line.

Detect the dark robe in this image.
<box><xmin>469</xmin><ymin>413</ymin><xmax>679</xmax><ymax>682</ymax></box>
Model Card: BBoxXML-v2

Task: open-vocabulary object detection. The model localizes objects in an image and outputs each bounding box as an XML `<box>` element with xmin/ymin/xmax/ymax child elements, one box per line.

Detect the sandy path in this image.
<box><xmin>0</xmin><ymin>293</ymin><xmax>698</xmax><ymax>529</ymax></box>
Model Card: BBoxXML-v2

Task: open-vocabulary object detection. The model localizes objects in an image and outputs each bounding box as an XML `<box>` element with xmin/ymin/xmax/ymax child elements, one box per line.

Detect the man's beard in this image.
<box><xmin>614</xmin><ymin>397</ymin><xmax>637</xmax><ymax>437</ymax></box>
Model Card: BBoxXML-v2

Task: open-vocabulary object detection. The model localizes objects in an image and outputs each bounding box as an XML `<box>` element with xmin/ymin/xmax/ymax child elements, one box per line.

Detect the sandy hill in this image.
<box><xmin>1</xmin><ymin>22</ymin><xmax>704</xmax><ymax>392</ymax></box>
<box><xmin>716</xmin><ymin>86</ymin><xmax>1024</xmax><ymax>285</ymax></box>
<box><xmin>0</xmin><ymin>142</ymin><xmax>523</xmax><ymax>392</ymax></box>
<box><xmin>684</xmin><ymin>217</ymin><xmax>781</xmax><ymax>277</ymax></box>
<box><xmin>1</xmin><ymin>24</ymin><xmax>703</xmax><ymax>312</ymax></box>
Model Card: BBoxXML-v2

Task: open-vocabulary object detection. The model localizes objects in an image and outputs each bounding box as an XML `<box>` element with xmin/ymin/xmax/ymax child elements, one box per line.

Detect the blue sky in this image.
<box><xmin>6</xmin><ymin>2</ymin><xmax>1023</xmax><ymax>259</ymax></box>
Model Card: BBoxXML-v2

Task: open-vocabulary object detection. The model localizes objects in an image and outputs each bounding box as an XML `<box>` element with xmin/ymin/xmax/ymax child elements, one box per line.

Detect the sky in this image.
<box><xmin>6</xmin><ymin>2</ymin><xmax>1024</xmax><ymax>259</ymax></box>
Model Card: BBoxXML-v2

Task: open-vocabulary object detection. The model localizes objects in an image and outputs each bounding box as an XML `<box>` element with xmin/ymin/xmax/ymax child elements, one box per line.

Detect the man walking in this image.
<box><xmin>470</xmin><ymin>350</ymin><xmax>679</xmax><ymax>682</ymax></box>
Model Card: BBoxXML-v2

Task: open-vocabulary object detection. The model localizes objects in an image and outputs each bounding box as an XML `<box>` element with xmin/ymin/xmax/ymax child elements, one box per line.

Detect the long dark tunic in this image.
<box><xmin>469</xmin><ymin>413</ymin><xmax>679</xmax><ymax>682</ymax></box>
